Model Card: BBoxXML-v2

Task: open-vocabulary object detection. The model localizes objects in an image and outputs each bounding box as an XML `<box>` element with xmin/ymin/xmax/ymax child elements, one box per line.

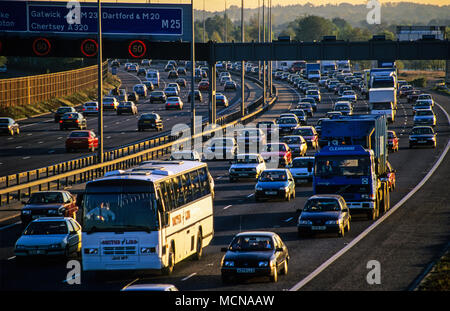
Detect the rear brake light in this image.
<box><xmin>59</xmin><ymin>120</ymin><xmax>63</xmax><ymax>123</ymax></box>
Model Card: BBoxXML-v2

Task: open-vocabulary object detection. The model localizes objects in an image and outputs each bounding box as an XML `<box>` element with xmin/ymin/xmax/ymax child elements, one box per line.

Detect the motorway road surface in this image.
<box><xmin>0</xmin><ymin>77</ymin><xmax>449</xmax><ymax>291</ymax></box>
<box><xmin>0</xmin><ymin>63</ymin><xmax>262</xmax><ymax>177</ymax></box>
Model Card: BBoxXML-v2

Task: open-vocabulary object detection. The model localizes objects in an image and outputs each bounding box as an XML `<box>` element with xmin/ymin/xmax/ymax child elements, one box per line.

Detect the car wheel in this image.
<box><xmin>270</xmin><ymin>266</ymin><xmax>278</xmax><ymax>282</ymax></box>
<box><xmin>338</xmin><ymin>225</ymin><xmax>345</xmax><ymax>237</ymax></box>
<box><xmin>281</xmin><ymin>260</ymin><xmax>288</xmax><ymax>275</ymax></box>
<box><xmin>194</xmin><ymin>232</ymin><xmax>203</xmax><ymax>260</ymax></box>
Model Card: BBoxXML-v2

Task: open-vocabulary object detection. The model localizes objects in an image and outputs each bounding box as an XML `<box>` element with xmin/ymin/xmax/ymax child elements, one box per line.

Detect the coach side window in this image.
<box><xmin>197</xmin><ymin>168</ymin><xmax>210</xmax><ymax>196</ymax></box>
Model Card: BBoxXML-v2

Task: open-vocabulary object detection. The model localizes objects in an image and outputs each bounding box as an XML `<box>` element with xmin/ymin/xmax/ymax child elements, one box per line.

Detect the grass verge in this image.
<box><xmin>417</xmin><ymin>250</ymin><xmax>450</xmax><ymax>291</ymax></box>
<box><xmin>0</xmin><ymin>73</ymin><xmax>121</xmax><ymax>120</ymax></box>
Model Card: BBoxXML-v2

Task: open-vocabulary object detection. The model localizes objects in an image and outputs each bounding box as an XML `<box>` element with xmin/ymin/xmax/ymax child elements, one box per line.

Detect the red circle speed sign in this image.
<box><xmin>128</xmin><ymin>40</ymin><xmax>147</xmax><ymax>58</ymax></box>
<box><xmin>81</xmin><ymin>39</ymin><xmax>98</xmax><ymax>57</ymax></box>
<box><xmin>32</xmin><ymin>37</ymin><xmax>51</xmax><ymax>56</ymax></box>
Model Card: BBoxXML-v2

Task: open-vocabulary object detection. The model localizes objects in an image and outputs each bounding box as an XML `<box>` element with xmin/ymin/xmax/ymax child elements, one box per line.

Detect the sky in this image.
<box><xmin>33</xmin><ymin>1</ymin><xmax>450</xmax><ymax>10</ymax></box>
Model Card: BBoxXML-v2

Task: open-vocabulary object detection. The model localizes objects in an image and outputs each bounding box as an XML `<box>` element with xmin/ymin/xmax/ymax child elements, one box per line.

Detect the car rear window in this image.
<box><xmin>69</xmin><ymin>131</ymin><xmax>89</xmax><ymax>138</ymax></box>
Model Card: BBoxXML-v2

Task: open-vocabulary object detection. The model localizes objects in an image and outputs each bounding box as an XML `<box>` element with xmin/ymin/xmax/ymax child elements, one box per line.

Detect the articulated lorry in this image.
<box><xmin>314</xmin><ymin>115</ymin><xmax>391</xmax><ymax>220</ymax></box>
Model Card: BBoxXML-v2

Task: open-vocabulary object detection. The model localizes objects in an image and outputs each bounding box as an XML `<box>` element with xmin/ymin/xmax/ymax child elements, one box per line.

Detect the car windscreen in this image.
<box><xmin>236</xmin><ymin>156</ymin><xmax>259</xmax><ymax>164</ymax></box>
<box><xmin>23</xmin><ymin>221</ymin><xmax>68</xmax><ymax>235</ymax></box>
<box><xmin>259</xmin><ymin>171</ymin><xmax>287</xmax><ymax>182</ymax></box>
<box><xmin>277</xmin><ymin>118</ymin><xmax>297</xmax><ymax>124</ymax></box>
<box><xmin>57</xmin><ymin>107</ymin><xmax>73</xmax><ymax>113</ymax></box>
<box><xmin>303</xmin><ymin>198</ymin><xmax>340</xmax><ymax>212</ymax></box>
<box><xmin>292</xmin><ymin>158</ymin><xmax>314</xmax><ymax>168</ymax></box>
<box><xmin>411</xmin><ymin>128</ymin><xmax>433</xmax><ymax>135</ymax></box>
<box><xmin>229</xmin><ymin>235</ymin><xmax>273</xmax><ymax>252</ymax></box>
<box><xmin>294</xmin><ymin>128</ymin><xmax>313</xmax><ymax>136</ymax></box>
<box><xmin>282</xmin><ymin>136</ymin><xmax>301</xmax><ymax>144</ymax></box>
<box><xmin>28</xmin><ymin>192</ymin><xmax>64</xmax><ymax>204</ymax></box>
<box><xmin>415</xmin><ymin>110</ymin><xmax>433</xmax><ymax>116</ymax></box>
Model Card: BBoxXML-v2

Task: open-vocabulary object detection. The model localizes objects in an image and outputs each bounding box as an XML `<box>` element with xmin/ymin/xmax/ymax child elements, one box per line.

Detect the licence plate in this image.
<box><xmin>311</xmin><ymin>226</ymin><xmax>326</xmax><ymax>231</ymax></box>
<box><xmin>239</xmin><ymin>173</ymin><xmax>249</xmax><ymax>176</ymax></box>
<box><xmin>73</xmin><ymin>141</ymin><xmax>82</xmax><ymax>144</ymax></box>
<box><xmin>296</xmin><ymin>179</ymin><xmax>308</xmax><ymax>183</ymax></box>
<box><xmin>237</xmin><ymin>268</ymin><xmax>255</xmax><ymax>273</ymax></box>
<box><xmin>265</xmin><ymin>191</ymin><xmax>277</xmax><ymax>195</ymax></box>
<box><xmin>418</xmin><ymin>140</ymin><xmax>427</xmax><ymax>143</ymax></box>
<box><xmin>30</xmin><ymin>250</ymin><xmax>45</xmax><ymax>255</ymax></box>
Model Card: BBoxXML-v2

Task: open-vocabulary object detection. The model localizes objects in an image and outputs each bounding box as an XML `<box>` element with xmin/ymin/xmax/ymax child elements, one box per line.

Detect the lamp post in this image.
<box><xmin>191</xmin><ymin>0</ymin><xmax>196</xmax><ymax>138</ymax></box>
<box><xmin>97</xmin><ymin>0</ymin><xmax>103</xmax><ymax>163</ymax></box>
<box><xmin>241</xmin><ymin>0</ymin><xmax>245</xmax><ymax>117</ymax></box>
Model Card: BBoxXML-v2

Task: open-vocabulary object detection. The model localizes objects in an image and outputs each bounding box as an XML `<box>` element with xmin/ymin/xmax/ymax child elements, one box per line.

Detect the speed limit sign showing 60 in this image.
<box><xmin>128</xmin><ymin>40</ymin><xmax>147</xmax><ymax>58</ymax></box>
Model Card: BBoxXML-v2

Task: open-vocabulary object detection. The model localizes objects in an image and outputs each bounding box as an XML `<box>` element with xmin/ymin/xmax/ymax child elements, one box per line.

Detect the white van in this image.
<box><xmin>370</xmin><ymin>102</ymin><xmax>395</xmax><ymax>123</ymax></box>
<box><xmin>146</xmin><ymin>70</ymin><xmax>160</xmax><ymax>87</ymax></box>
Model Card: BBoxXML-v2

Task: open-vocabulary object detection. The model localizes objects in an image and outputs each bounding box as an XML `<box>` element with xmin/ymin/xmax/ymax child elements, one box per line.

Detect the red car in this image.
<box><xmin>260</xmin><ymin>142</ymin><xmax>292</xmax><ymax>167</ymax></box>
<box><xmin>382</xmin><ymin>161</ymin><xmax>396</xmax><ymax>192</ymax></box>
<box><xmin>388</xmin><ymin>130</ymin><xmax>399</xmax><ymax>152</ymax></box>
<box><xmin>65</xmin><ymin>130</ymin><xmax>98</xmax><ymax>152</ymax></box>
<box><xmin>198</xmin><ymin>80</ymin><xmax>210</xmax><ymax>91</ymax></box>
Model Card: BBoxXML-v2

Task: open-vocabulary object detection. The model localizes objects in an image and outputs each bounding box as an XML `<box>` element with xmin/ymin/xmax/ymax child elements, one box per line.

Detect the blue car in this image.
<box><xmin>255</xmin><ymin>169</ymin><xmax>295</xmax><ymax>202</ymax></box>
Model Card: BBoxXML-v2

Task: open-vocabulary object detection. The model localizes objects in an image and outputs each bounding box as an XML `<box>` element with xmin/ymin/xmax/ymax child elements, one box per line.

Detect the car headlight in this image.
<box><xmin>223</xmin><ymin>260</ymin><xmax>235</xmax><ymax>267</ymax></box>
<box><xmin>251</xmin><ymin>168</ymin><xmax>257</xmax><ymax>172</ymax></box>
<box><xmin>258</xmin><ymin>261</ymin><xmax>269</xmax><ymax>267</ymax></box>
<box><xmin>431</xmin><ymin>136</ymin><xmax>436</xmax><ymax>141</ymax></box>
<box><xmin>409</xmin><ymin>137</ymin><xmax>416</xmax><ymax>141</ymax></box>
<box><xmin>49</xmin><ymin>243</ymin><xmax>62</xmax><ymax>249</ymax></box>
<box><xmin>22</xmin><ymin>210</ymin><xmax>31</xmax><ymax>215</ymax></box>
<box><xmin>298</xmin><ymin>219</ymin><xmax>312</xmax><ymax>225</ymax></box>
<box><xmin>141</xmin><ymin>247</ymin><xmax>156</xmax><ymax>254</ymax></box>
<box><xmin>47</xmin><ymin>209</ymin><xmax>58</xmax><ymax>215</ymax></box>
<box><xmin>15</xmin><ymin>244</ymin><xmax>25</xmax><ymax>250</ymax></box>
<box><xmin>229</xmin><ymin>168</ymin><xmax>235</xmax><ymax>173</ymax></box>
<box><xmin>325</xmin><ymin>219</ymin><xmax>341</xmax><ymax>225</ymax></box>
<box><xmin>279</xmin><ymin>186</ymin><xmax>289</xmax><ymax>191</ymax></box>
<box><xmin>255</xmin><ymin>186</ymin><xmax>263</xmax><ymax>191</ymax></box>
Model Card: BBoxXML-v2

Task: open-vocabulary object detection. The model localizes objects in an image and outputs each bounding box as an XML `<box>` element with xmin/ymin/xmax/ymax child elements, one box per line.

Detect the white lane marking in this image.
<box><xmin>121</xmin><ymin>278</ymin><xmax>140</xmax><ymax>290</ymax></box>
<box><xmin>38</xmin><ymin>141</ymin><xmax>44</xmax><ymax>144</ymax></box>
<box><xmin>0</xmin><ymin>221</ymin><xmax>21</xmax><ymax>231</ymax></box>
<box><xmin>27</xmin><ymin>133</ymin><xmax>32</xmax><ymax>136</ymax></box>
<box><xmin>22</xmin><ymin>156</ymin><xmax>30</xmax><ymax>160</ymax></box>
<box><xmin>289</xmin><ymin>102</ymin><xmax>450</xmax><ymax>291</ymax></box>
<box><xmin>223</xmin><ymin>205</ymin><xmax>232</xmax><ymax>210</ymax></box>
<box><xmin>284</xmin><ymin>217</ymin><xmax>293</xmax><ymax>223</ymax></box>
<box><xmin>8</xmin><ymin>256</ymin><xmax>16</xmax><ymax>261</ymax></box>
<box><xmin>247</xmin><ymin>193</ymin><xmax>254</xmax><ymax>198</ymax></box>
<box><xmin>181</xmin><ymin>272</ymin><xmax>197</xmax><ymax>281</ymax></box>
<box><xmin>15</xmin><ymin>146</ymin><xmax>22</xmax><ymax>149</ymax></box>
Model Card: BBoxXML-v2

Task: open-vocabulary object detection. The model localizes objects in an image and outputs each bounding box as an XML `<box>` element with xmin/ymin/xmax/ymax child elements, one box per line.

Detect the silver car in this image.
<box><xmin>14</xmin><ymin>217</ymin><xmax>82</xmax><ymax>259</ymax></box>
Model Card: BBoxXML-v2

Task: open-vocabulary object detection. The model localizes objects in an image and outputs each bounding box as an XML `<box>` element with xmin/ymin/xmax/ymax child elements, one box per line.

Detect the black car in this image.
<box><xmin>224</xmin><ymin>81</ymin><xmax>237</xmax><ymax>91</ymax></box>
<box><xmin>175</xmin><ymin>78</ymin><xmax>187</xmax><ymax>87</ymax></box>
<box><xmin>409</xmin><ymin>126</ymin><xmax>437</xmax><ymax>148</ymax></box>
<box><xmin>59</xmin><ymin>112</ymin><xmax>87</xmax><ymax>130</ymax></box>
<box><xmin>221</xmin><ymin>231</ymin><xmax>289</xmax><ymax>283</ymax></box>
<box><xmin>0</xmin><ymin>117</ymin><xmax>20</xmax><ymax>136</ymax></box>
<box><xmin>138</xmin><ymin>113</ymin><xmax>163</xmax><ymax>132</ymax></box>
<box><xmin>137</xmin><ymin>68</ymin><xmax>147</xmax><ymax>77</ymax></box>
<box><xmin>177</xmin><ymin>67</ymin><xmax>187</xmax><ymax>75</ymax></box>
<box><xmin>297</xmin><ymin>194</ymin><xmax>351</xmax><ymax>237</ymax></box>
<box><xmin>187</xmin><ymin>90</ymin><xmax>203</xmax><ymax>102</ymax></box>
<box><xmin>117</xmin><ymin>101</ymin><xmax>138</xmax><ymax>115</ymax></box>
<box><xmin>54</xmin><ymin>106</ymin><xmax>77</xmax><ymax>122</ymax></box>
<box><xmin>149</xmin><ymin>91</ymin><xmax>167</xmax><ymax>104</ymax></box>
<box><xmin>168</xmin><ymin>70</ymin><xmax>179</xmax><ymax>79</ymax></box>
<box><xmin>142</xmin><ymin>81</ymin><xmax>154</xmax><ymax>92</ymax></box>
<box><xmin>127</xmin><ymin>91</ymin><xmax>139</xmax><ymax>102</ymax></box>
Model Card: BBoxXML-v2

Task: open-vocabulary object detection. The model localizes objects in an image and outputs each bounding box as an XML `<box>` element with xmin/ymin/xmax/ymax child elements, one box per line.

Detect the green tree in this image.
<box><xmin>293</xmin><ymin>15</ymin><xmax>338</xmax><ymax>41</ymax></box>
